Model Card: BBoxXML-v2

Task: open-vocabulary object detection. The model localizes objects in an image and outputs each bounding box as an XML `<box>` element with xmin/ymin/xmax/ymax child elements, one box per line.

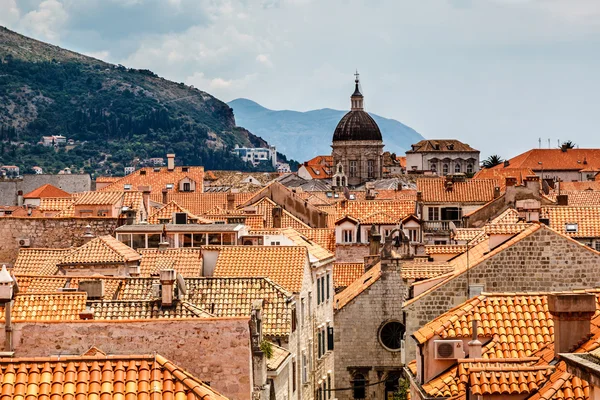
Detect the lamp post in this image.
<box><xmin>0</xmin><ymin>265</ymin><xmax>15</xmax><ymax>353</ymax></box>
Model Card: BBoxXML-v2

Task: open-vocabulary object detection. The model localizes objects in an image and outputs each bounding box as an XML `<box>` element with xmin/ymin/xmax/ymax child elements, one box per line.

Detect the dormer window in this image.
<box><xmin>566</xmin><ymin>223</ymin><xmax>578</xmax><ymax>233</ymax></box>
<box><xmin>166</xmin><ymin>183</ymin><xmax>174</xmax><ymax>190</ymax></box>
<box><xmin>124</xmin><ymin>184</ymin><xmax>132</xmax><ymax>190</ymax></box>
<box><xmin>182</xmin><ymin>167</ymin><xmax>189</xmax><ymax>172</ymax></box>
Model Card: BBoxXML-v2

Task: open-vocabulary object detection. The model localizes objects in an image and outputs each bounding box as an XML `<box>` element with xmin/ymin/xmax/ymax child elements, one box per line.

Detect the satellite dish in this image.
<box><xmin>176</xmin><ymin>273</ymin><xmax>187</xmax><ymax>295</ymax></box>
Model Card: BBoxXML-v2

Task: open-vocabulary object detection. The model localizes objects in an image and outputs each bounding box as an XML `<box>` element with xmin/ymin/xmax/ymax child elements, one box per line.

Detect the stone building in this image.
<box><xmin>406</xmin><ymin>139</ymin><xmax>480</xmax><ymax>175</ymax></box>
<box><xmin>331</xmin><ymin>74</ymin><xmax>384</xmax><ymax>188</ymax></box>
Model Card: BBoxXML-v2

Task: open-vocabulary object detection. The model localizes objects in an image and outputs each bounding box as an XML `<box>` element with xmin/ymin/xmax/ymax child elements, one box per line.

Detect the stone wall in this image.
<box><xmin>4</xmin><ymin>318</ymin><xmax>252</xmax><ymax>400</ymax></box>
<box><xmin>335</xmin><ymin>243</ymin><xmax>369</xmax><ymax>263</ymax></box>
<box><xmin>0</xmin><ymin>174</ymin><xmax>91</xmax><ymax>205</ymax></box>
<box><xmin>404</xmin><ymin>226</ymin><xmax>600</xmax><ymax>360</ymax></box>
<box><xmin>0</xmin><ymin>217</ymin><xmax>118</xmax><ymax>264</ymax></box>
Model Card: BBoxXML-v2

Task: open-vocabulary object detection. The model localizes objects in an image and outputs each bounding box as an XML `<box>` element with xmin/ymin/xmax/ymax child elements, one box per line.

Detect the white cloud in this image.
<box><xmin>21</xmin><ymin>0</ymin><xmax>68</xmax><ymax>41</ymax></box>
<box><xmin>0</xmin><ymin>0</ymin><xmax>21</xmax><ymax>27</ymax></box>
<box><xmin>256</xmin><ymin>54</ymin><xmax>273</xmax><ymax>68</ymax></box>
<box><xmin>83</xmin><ymin>50</ymin><xmax>110</xmax><ymax>61</ymax></box>
<box><xmin>186</xmin><ymin>71</ymin><xmax>257</xmax><ymax>99</ymax></box>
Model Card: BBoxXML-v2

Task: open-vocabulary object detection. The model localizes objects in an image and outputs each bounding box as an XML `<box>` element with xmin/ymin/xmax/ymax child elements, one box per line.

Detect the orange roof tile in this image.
<box><xmin>280</xmin><ymin>228</ymin><xmax>334</xmax><ymax>263</ymax></box>
<box><xmin>295</xmin><ymin>229</ymin><xmax>336</xmax><ymax>253</ymax></box>
<box><xmin>95</xmin><ymin>176</ymin><xmax>121</xmax><ymax>183</ymax></box>
<box><xmin>417</xmin><ymin>178</ymin><xmax>498</xmax><ymax>203</ymax></box>
<box><xmin>139</xmin><ymin>248</ymin><xmax>203</xmax><ymax>277</ymax></box>
<box><xmin>253</xmin><ymin>197</ymin><xmax>311</xmax><ymax>229</ymax></box>
<box><xmin>542</xmin><ymin>206</ymin><xmax>600</xmax><ymax>238</ymax></box>
<box><xmin>12</xmin><ymin>248</ymin><xmax>73</xmax><ymax>275</ymax></box>
<box><xmin>453</xmin><ymin>228</ymin><xmax>485</xmax><ymax>242</ymax></box>
<box><xmin>334</xmin><ymin>200</ymin><xmax>416</xmax><ymax>224</ymax></box>
<box><xmin>557</xmin><ymin>181</ymin><xmax>600</xmax><ymax>191</ymax></box>
<box><xmin>484</xmin><ymin>223</ymin><xmax>531</xmax><ymax>235</ymax></box>
<box><xmin>99</xmin><ymin>165</ymin><xmax>205</xmax><ymax>195</ymax></box>
<box><xmin>473</xmin><ymin>168</ymin><xmax>536</xmax><ymax>190</ymax></box>
<box><xmin>147</xmin><ymin>200</ymin><xmax>211</xmax><ymax>224</ymax></box>
<box><xmin>59</xmin><ymin>236</ymin><xmax>141</xmax><ymax>265</ymax></box>
<box><xmin>489</xmin><ymin>208</ymin><xmax>521</xmax><ymax>224</ymax></box>
<box><xmin>425</xmin><ymin>244</ymin><xmax>467</xmax><ymax>255</ymax></box>
<box><xmin>159</xmin><ymin>192</ymin><xmax>256</xmax><ymax>215</ymax></box>
<box><xmin>401</xmin><ymin>263</ymin><xmax>455</xmax><ymax>280</ymax></box>
<box><xmin>0</xmin><ymin>354</ymin><xmax>226</xmax><ymax>400</ymax></box>
<box><xmin>213</xmin><ymin>246</ymin><xmax>307</xmax><ymax>293</ymax></box>
<box><xmin>333</xmin><ymin>263</ymin><xmax>364</xmax><ymax>290</ymax></box>
<box><xmin>89</xmin><ymin>299</ymin><xmax>213</xmax><ymax>319</ymax></box>
<box><xmin>407</xmin><ymin>139</ymin><xmax>478</xmax><ymax>153</ymax></box>
<box><xmin>22</xmin><ymin>184</ymin><xmax>70</xmax><ymax>199</ymax></box>
<box><xmin>547</xmin><ymin>190</ymin><xmax>600</xmax><ymax>206</ymax></box>
<box><xmin>0</xmin><ymin>292</ymin><xmax>87</xmax><ymax>321</ymax></box>
<box><xmin>335</xmin><ymin>263</ymin><xmax>382</xmax><ymax>310</ymax></box>
<box><xmin>38</xmin><ymin>197</ymin><xmax>75</xmax><ymax>212</ymax></box>
<box><xmin>267</xmin><ymin>342</ymin><xmax>291</xmax><ymax>371</ymax></box>
<box><xmin>495</xmin><ymin>148</ymin><xmax>600</xmax><ymax>172</ymax></box>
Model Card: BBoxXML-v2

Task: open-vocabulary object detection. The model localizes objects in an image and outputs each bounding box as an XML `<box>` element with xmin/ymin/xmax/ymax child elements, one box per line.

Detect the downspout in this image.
<box><xmin>5</xmin><ymin>300</ymin><xmax>12</xmax><ymax>352</ymax></box>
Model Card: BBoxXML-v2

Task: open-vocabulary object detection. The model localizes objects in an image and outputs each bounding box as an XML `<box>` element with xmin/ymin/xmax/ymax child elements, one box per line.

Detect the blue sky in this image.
<box><xmin>2</xmin><ymin>0</ymin><xmax>600</xmax><ymax>159</ymax></box>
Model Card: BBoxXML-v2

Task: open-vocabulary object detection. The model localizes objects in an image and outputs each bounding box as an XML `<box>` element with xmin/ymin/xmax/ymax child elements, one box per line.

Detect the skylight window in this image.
<box><xmin>565</xmin><ymin>223</ymin><xmax>578</xmax><ymax>233</ymax></box>
<box><xmin>166</xmin><ymin>183</ymin><xmax>174</xmax><ymax>189</ymax></box>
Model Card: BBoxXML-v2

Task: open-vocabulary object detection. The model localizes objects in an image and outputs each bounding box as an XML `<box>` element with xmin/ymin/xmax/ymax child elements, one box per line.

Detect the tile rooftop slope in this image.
<box><xmin>401</xmin><ymin>263</ymin><xmax>456</xmax><ymax>280</ymax></box>
<box><xmin>483</xmin><ymin>223</ymin><xmax>532</xmax><ymax>235</ymax></box>
<box><xmin>527</xmin><ymin>361</ymin><xmax>590</xmax><ymax>400</ymax></box>
<box><xmin>473</xmin><ymin>167</ymin><xmax>536</xmax><ymax>189</ymax></box>
<box><xmin>139</xmin><ymin>248</ymin><xmax>203</xmax><ymax>277</ymax></box>
<box><xmin>99</xmin><ymin>165</ymin><xmax>205</xmax><ymax>195</ymax></box>
<box><xmin>95</xmin><ymin>176</ymin><xmax>121</xmax><ymax>183</ymax></box>
<box><xmin>213</xmin><ymin>246</ymin><xmax>307</xmax><ymax>293</ymax></box>
<box><xmin>23</xmin><ymin>183</ymin><xmax>71</xmax><ymax>199</ymax></box>
<box><xmin>88</xmin><ymin>299</ymin><xmax>214</xmax><ymax>320</ymax></box>
<box><xmin>295</xmin><ymin>228</ymin><xmax>336</xmax><ymax>253</ymax></box>
<box><xmin>489</xmin><ymin>208</ymin><xmax>521</xmax><ymax>224</ymax></box>
<box><xmin>12</xmin><ymin>248</ymin><xmax>73</xmax><ymax>275</ymax></box>
<box><xmin>303</xmin><ymin>164</ymin><xmax>332</xmax><ymax>179</ymax></box>
<box><xmin>253</xmin><ymin>197</ymin><xmax>311</xmax><ymax>230</ymax></box>
<box><xmin>280</xmin><ymin>227</ymin><xmax>334</xmax><ymax>262</ymax></box>
<box><xmin>205</xmin><ymin>170</ymin><xmax>280</xmax><ymax>187</ymax></box>
<box><xmin>556</xmin><ymin>181</ymin><xmax>600</xmax><ymax>191</ymax></box>
<box><xmin>159</xmin><ymin>192</ymin><xmax>256</xmax><ymax>215</ymax></box>
<box><xmin>359</xmin><ymin>211</ymin><xmax>401</xmax><ymax>225</ymax></box>
<box><xmin>267</xmin><ymin>342</ymin><xmax>292</xmax><ymax>371</ymax></box>
<box><xmin>0</xmin><ymin>292</ymin><xmax>87</xmax><ymax>321</ymax></box>
<box><xmin>417</xmin><ymin>179</ymin><xmax>498</xmax><ymax>203</ymax></box>
<box><xmin>407</xmin><ymin>139</ymin><xmax>478</xmax><ymax>153</ymax></box>
<box><xmin>122</xmin><ymin>191</ymin><xmax>144</xmax><ymax>213</ymax></box>
<box><xmin>334</xmin><ymin>200</ymin><xmax>416</xmax><ymax>224</ymax></box>
<box><xmin>546</xmin><ymin>191</ymin><xmax>600</xmax><ymax>206</ymax></box>
<box><xmin>425</xmin><ymin>244</ymin><xmax>467</xmax><ymax>255</ymax></box>
<box><xmin>38</xmin><ymin>197</ymin><xmax>75</xmax><ymax>212</ymax></box>
<box><xmin>59</xmin><ymin>235</ymin><xmax>141</xmax><ymax>265</ymax></box>
<box><xmin>14</xmin><ymin>275</ymin><xmax>127</xmax><ymax>300</ymax></box>
<box><xmin>453</xmin><ymin>228</ymin><xmax>485</xmax><ymax>242</ymax></box>
<box><xmin>118</xmin><ymin>277</ymin><xmax>292</xmax><ymax>337</ymax></box>
<box><xmin>494</xmin><ymin>149</ymin><xmax>600</xmax><ymax>171</ymax></box>
<box><xmin>147</xmin><ymin>200</ymin><xmax>211</xmax><ymax>224</ymax></box>
<box><xmin>333</xmin><ymin>263</ymin><xmax>365</xmax><ymax>290</ymax></box>
<box><xmin>74</xmin><ymin>191</ymin><xmax>124</xmax><ymax>205</ymax></box>
<box><xmin>542</xmin><ymin>206</ymin><xmax>600</xmax><ymax>238</ymax></box>
<box><xmin>0</xmin><ymin>353</ymin><xmax>227</xmax><ymax>400</ymax></box>
<box><xmin>335</xmin><ymin>262</ymin><xmax>382</xmax><ymax>310</ymax></box>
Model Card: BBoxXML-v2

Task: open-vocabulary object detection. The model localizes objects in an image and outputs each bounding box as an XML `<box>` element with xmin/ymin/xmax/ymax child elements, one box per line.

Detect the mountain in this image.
<box><xmin>0</xmin><ymin>27</ymin><xmax>273</xmax><ymax>175</ymax></box>
<box><xmin>228</xmin><ymin>98</ymin><xmax>424</xmax><ymax>162</ymax></box>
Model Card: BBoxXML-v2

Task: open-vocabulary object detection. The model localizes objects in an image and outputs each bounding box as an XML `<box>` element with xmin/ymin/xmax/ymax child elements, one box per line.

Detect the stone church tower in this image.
<box><xmin>331</xmin><ymin>73</ymin><xmax>384</xmax><ymax>187</ymax></box>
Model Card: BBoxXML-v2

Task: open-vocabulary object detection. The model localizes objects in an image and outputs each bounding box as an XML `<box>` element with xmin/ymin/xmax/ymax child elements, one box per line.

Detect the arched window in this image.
<box><xmin>455</xmin><ymin>163</ymin><xmax>461</xmax><ymax>173</ymax></box>
<box><xmin>467</xmin><ymin>164</ymin><xmax>473</xmax><ymax>174</ymax></box>
<box><xmin>353</xmin><ymin>374</ymin><xmax>367</xmax><ymax>399</ymax></box>
<box><xmin>379</xmin><ymin>321</ymin><xmax>405</xmax><ymax>351</ymax></box>
<box><xmin>341</xmin><ymin>177</ymin><xmax>346</xmax><ymax>186</ymax></box>
<box><xmin>443</xmin><ymin>164</ymin><xmax>449</xmax><ymax>175</ymax></box>
<box><xmin>430</xmin><ymin>163</ymin><xmax>437</xmax><ymax>173</ymax></box>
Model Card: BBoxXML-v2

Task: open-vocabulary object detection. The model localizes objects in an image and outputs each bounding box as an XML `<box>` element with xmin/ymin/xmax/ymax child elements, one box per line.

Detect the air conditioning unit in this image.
<box><xmin>434</xmin><ymin>340</ymin><xmax>465</xmax><ymax>360</ymax></box>
<box><xmin>17</xmin><ymin>238</ymin><xmax>30</xmax><ymax>247</ymax></box>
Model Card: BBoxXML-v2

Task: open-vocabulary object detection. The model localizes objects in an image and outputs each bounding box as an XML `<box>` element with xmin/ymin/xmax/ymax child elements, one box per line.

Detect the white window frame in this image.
<box><xmin>342</xmin><ymin>229</ymin><xmax>354</xmax><ymax>243</ymax></box>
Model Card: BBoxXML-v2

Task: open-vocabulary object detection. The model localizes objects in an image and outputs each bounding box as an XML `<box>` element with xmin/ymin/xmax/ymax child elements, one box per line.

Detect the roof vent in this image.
<box><xmin>565</xmin><ymin>223</ymin><xmax>578</xmax><ymax>233</ymax></box>
<box><xmin>140</xmin><ymin>170</ymin><xmax>147</xmax><ymax>175</ymax></box>
<box><xmin>124</xmin><ymin>184</ymin><xmax>132</xmax><ymax>190</ymax></box>
<box><xmin>78</xmin><ymin>280</ymin><xmax>104</xmax><ymax>299</ymax></box>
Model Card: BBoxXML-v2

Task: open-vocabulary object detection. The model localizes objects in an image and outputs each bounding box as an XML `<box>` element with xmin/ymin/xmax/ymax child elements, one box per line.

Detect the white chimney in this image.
<box><xmin>167</xmin><ymin>154</ymin><xmax>175</xmax><ymax>171</ymax></box>
<box><xmin>468</xmin><ymin>319</ymin><xmax>482</xmax><ymax>358</ymax></box>
<box><xmin>159</xmin><ymin>269</ymin><xmax>176</xmax><ymax>306</ymax></box>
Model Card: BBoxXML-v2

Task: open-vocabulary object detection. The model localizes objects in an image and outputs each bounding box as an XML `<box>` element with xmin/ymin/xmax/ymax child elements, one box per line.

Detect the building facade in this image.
<box><xmin>406</xmin><ymin>140</ymin><xmax>480</xmax><ymax>175</ymax></box>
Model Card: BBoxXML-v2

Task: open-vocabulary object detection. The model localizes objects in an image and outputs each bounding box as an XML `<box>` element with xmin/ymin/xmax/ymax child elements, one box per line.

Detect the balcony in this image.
<box><xmin>422</xmin><ymin>220</ymin><xmax>462</xmax><ymax>233</ymax></box>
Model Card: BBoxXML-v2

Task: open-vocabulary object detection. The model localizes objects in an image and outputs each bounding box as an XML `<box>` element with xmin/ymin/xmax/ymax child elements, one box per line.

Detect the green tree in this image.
<box><xmin>560</xmin><ymin>140</ymin><xmax>576</xmax><ymax>149</ymax></box>
<box><xmin>482</xmin><ymin>154</ymin><xmax>503</xmax><ymax>169</ymax></box>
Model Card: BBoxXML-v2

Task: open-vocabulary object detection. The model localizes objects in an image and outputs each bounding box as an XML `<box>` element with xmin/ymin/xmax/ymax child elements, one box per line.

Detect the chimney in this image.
<box><xmin>17</xmin><ymin>190</ymin><xmax>23</xmax><ymax>207</ymax></box>
<box><xmin>503</xmin><ymin>160</ymin><xmax>510</xmax><ymax>168</ymax></box>
<box><xmin>79</xmin><ymin>306</ymin><xmax>94</xmax><ymax>320</ymax></box>
<box><xmin>139</xmin><ymin>186</ymin><xmax>151</xmax><ymax>215</ymax></box>
<box><xmin>159</xmin><ymin>269</ymin><xmax>176</xmax><ymax>306</ymax></box>
<box><xmin>82</xmin><ymin>225</ymin><xmax>95</xmax><ymax>244</ymax></box>
<box><xmin>416</xmin><ymin>191</ymin><xmax>422</xmax><ymax>202</ymax></box>
<box><xmin>227</xmin><ymin>192</ymin><xmax>235</xmax><ymax>210</ymax></box>
<box><xmin>272</xmin><ymin>206</ymin><xmax>282</xmax><ymax>229</ymax></box>
<box><xmin>368</xmin><ymin>225</ymin><xmax>382</xmax><ymax>256</ymax></box>
<box><xmin>556</xmin><ymin>194</ymin><xmax>569</xmax><ymax>206</ymax></box>
<box><xmin>162</xmin><ymin>188</ymin><xmax>168</xmax><ymax>205</ymax></box>
<box><xmin>167</xmin><ymin>154</ymin><xmax>175</xmax><ymax>171</ymax></box>
<box><xmin>445</xmin><ymin>180</ymin><xmax>453</xmax><ymax>191</ymax></box>
<box><xmin>468</xmin><ymin>319</ymin><xmax>482</xmax><ymax>358</ymax></box>
<box><xmin>493</xmin><ymin>186</ymin><xmax>501</xmax><ymax>199</ymax></box>
<box><xmin>548</xmin><ymin>293</ymin><xmax>595</xmax><ymax>356</ymax></box>
<box><xmin>505</xmin><ymin>177</ymin><xmax>517</xmax><ymax>187</ymax></box>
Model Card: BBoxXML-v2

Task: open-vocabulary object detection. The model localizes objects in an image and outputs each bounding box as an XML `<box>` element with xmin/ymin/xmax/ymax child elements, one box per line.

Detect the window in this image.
<box><xmin>321</xmin><ymin>276</ymin><xmax>325</xmax><ymax>303</ymax></box>
<box><xmin>327</xmin><ymin>326</ymin><xmax>334</xmax><ymax>351</ymax></box>
<box><xmin>408</xmin><ymin>229</ymin><xmax>418</xmax><ymax>242</ymax></box>
<box><xmin>342</xmin><ymin>229</ymin><xmax>354</xmax><ymax>243</ymax></box>
<box><xmin>301</xmin><ymin>298</ymin><xmax>305</xmax><ymax>326</ymax></box>
<box><xmin>327</xmin><ymin>375</ymin><xmax>331</xmax><ymax>399</ymax></box>
<box><xmin>181</xmin><ymin>233</ymin><xmax>193</xmax><ymax>247</ymax></box>
<box><xmin>222</xmin><ymin>233</ymin><xmax>235</xmax><ymax>245</ymax></box>
<box><xmin>302</xmin><ymin>352</ymin><xmax>308</xmax><ymax>384</ymax></box>
<box><xmin>193</xmin><ymin>233</ymin><xmax>206</xmax><ymax>246</ymax></box>
<box><xmin>454</xmin><ymin>163</ymin><xmax>461</xmax><ymax>173</ymax></box>
<box><xmin>292</xmin><ymin>360</ymin><xmax>297</xmax><ymax>392</ymax></box>
<box><xmin>430</xmin><ymin>163</ymin><xmax>437</xmax><ymax>172</ymax></box>
<box><xmin>467</xmin><ymin>164</ymin><xmax>473</xmax><ymax>174</ymax></box>
<box><xmin>317</xmin><ymin>278</ymin><xmax>321</xmax><ymax>305</ymax></box>
<box><xmin>183</xmin><ymin>182</ymin><xmax>191</xmax><ymax>192</ymax></box>
<box><xmin>428</xmin><ymin>207</ymin><xmax>440</xmax><ymax>221</ymax></box>
<box><xmin>566</xmin><ymin>223</ymin><xmax>578</xmax><ymax>233</ymax></box>
<box><xmin>350</xmin><ymin>161</ymin><xmax>357</xmax><ymax>177</ymax></box>
<box><xmin>291</xmin><ymin>307</ymin><xmax>297</xmax><ymax>332</ymax></box>
<box><xmin>336</xmin><ymin>177</ymin><xmax>341</xmax><ymax>186</ymax></box>
<box><xmin>166</xmin><ymin>183</ymin><xmax>174</xmax><ymax>190</ymax></box>
<box><xmin>442</xmin><ymin>164</ymin><xmax>449</xmax><ymax>175</ymax></box>
<box><xmin>270</xmin><ymin>241</ymin><xmax>281</xmax><ymax>245</ymax></box>
<box><xmin>595</xmin><ymin>241</ymin><xmax>600</xmax><ymax>252</ymax></box>
<box><xmin>117</xmin><ymin>234</ymin><xmax>132</xmax><ymax>247</ymax></box>
<box><xmin>326</xmin><ymin>273</ymin><xmax>330</xmax><ymax>300</ymax></box>
<box><xmin>353</xmin><ymin>374</ymin><xmax>366</xmax><ymax>399</ymax></box>
<box><xmin>367</xmin><ymin>160</ymin><xmax>374</xmax><ymax>178</ymax></box>
<box><xmin>132</xmin><ymin>234</ymin><xmax>146</xmax><ymax>249</ymax></box>
<box><xmin>308</xmin><ymin>293</ymin><xmax>312</xmax><ymax>316</ymax></box>
<box><xmin>378</xmin><ymin>321</ymin><xmax>405</xmax><ymax>351</ymax></box>
<box><xmin>208</xmin><ymin>233</ymin><xmax>221</xmax><ymax>245</ymax></box>
<box><xmin>318</xmin><ymin>331</ymin><xmax>323</xmax><ymax>358</ymax></box>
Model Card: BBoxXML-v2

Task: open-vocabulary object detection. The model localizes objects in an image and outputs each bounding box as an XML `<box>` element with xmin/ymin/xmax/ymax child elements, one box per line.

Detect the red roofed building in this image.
<box><xmin>298</xmin><ymin>155</ymin><xmax>333</xmax><ymax>180</ymax></box>
<box><xmin>22</xmin><ymin>184</ymin><xmax>71</xmax><ymax>207</ymax></box>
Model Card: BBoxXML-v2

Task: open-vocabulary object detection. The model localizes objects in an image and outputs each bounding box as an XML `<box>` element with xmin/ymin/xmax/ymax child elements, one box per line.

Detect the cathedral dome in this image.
<box><xmin>333</xmin><ymin>110</ymin><xmax>382</xmax><ymax>142</ymax></box>
<box><xmin>332</xmin><ymin>72</ymin><xmax>382</xmax><ymax>142</ymax></box>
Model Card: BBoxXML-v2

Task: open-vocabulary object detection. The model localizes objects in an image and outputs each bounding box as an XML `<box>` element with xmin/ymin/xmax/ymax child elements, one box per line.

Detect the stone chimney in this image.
<box><xmin>17</xmin><ymin>191</ymin><xmax>23</xmax><ymax>207</ymax></box>
<box><xmin>416</xmin><ymin>191</ymin><xmax>422</xmax><ymax>202</ymax></box>
<box><xmin>272</xmin><ymin>206</ymin><xmax>282</xmax><ymax>229</ymax></box>
<box><xmin>162</xmin><ymin>188</ymin><xmax>168</xmax><ymax>204</ymax></box>
<box><xmin>139</xmin><ymin>186</ymin><xmax>151</xmax><ymax>215</ymax></box>
<box><xmin>166</xmin><ymin>153</ymin><xmax>175</xmax><ymax>171</ymax></box>
<box><xmin>493</xmin><ymin>186</ymin><xmax>501</xmax><ymax>199</ymax></box>
<box><xmin>548</xmin><ymin>293</ymin><xmax>596</xmax><ymax>356</ymax></box>
<box><xmin>368</xmin><ymin>225</ymin><xmax>382</xmax><ymax>256</ymax></box>
<box><xmin>226</xmin><ymin>192</ymin><xmax>235</xmax><ymax>210</ymax></box>
<box><xmin>505</xmin><ymin>177</ymin><xmax>517</xmax><ymax>187</ymax></box>
<box><xmin>556</xmin><ymin>194</ymin><xmax>569</xmax><ymax>206</ymax></box>
<box><xmin>468</xmin><ymin>319</ymin><xmax>482</xmax><ymax>358</ymax></box>
<box><xmin>159</xmin><ymin>269</ymin><xmax>176</xmax><ymax>306</ymax></box>
<box><xmin>82</xmin><ymin>225</ymin><xmax>95</xmax><ymax>244</ymax></box>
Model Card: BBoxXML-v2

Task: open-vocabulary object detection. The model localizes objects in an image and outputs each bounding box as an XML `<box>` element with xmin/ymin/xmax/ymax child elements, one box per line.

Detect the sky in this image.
<box><xmin>2</xmin><ymin>0</ymin><xmax>600</xmax><ymax>159</ymax></box>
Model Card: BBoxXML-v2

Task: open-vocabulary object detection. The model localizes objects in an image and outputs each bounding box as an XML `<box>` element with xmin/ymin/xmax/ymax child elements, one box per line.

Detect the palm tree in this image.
<box><xmin>482</xmin><ymin>154</ymin><xmax>503</xmax><ymax>169</ymax></box>
<box><xmin>560</xmin><ymin>140</ymin><xmax>576</xmax><ymax>149</ymax></box>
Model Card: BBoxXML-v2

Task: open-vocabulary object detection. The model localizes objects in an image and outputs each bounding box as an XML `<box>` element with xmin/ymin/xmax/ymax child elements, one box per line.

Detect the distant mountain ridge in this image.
<box><xmin>228</xmin><ymin>98</ymin><xmax>424</xmax><ymax>162</ymax></box>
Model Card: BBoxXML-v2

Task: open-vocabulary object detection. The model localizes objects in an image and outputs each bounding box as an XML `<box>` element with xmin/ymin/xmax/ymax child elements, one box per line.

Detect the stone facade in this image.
<box><xmin>335</xmin><ymin>243</ymin><xmax>370</xmax><ymax>263</ymax></box>
<box><xmin>404</xmin><ymin>226</ymin><xmax>600</xmax><ymax>360</ymax></box>
<box><xmin>0</xmin><ymin>174</ymin><xmax>91</xmax><ymax>205</ymax></box>
<box><xmin>332</xmin><ymin>140</ymin><xmax>384</xmax><ymax>187</ymax></box>
<box><xmin>3</xmin><ymin>318</ymin><xmax>253</xmax><ymax>400</ymax></box>
<box><xmin>0</xmin><ymin>217</ymin><xmax>118</xmax><ymax>264</ymax></box>
<box><xmin>334</xmin><ymin>258</ymin><xmax>410</xmax><ymax>400</ymax></box>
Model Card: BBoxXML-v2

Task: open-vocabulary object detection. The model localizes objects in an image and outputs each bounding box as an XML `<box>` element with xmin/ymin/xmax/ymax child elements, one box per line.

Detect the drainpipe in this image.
<box><xmin>4</xmin><ymin>301</ymin><xmax>12</xmax><ymax>352</ymax></box>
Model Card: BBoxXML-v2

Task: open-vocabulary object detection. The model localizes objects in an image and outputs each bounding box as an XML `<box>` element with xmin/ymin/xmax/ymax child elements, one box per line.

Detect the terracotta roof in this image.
<box><xmin>296</xmin><ymin>229</ymin><xmax>336</xmax><ymax>253</ymax></box>
<box><xmin>280</xmin><ymin>228</ymin><xmax>334</xmax><ymax>263</ymax></box>
<box><xmin>14</xmin><ymin>275</ymin><xmax>126</xmax><ymax>300</ymax></box>
<box><xmin>495</xmin><ymin>149</ymin><xmax>600</xmax><ymax>172</ymax></box>
<box><xmin>118</xmin><ymin>277</ymin><xmax>292</xmax><ymax>337</ymax></box>
<box><xmin>527</xmin><ymin>361</ymin><xmax>590</xmax><ymax>400</ymax></box>
<box><xmin>99</xmin><ymin>165</ymin><xmax>205</xmax><ymax>195</ymax></box>
<box><xmin>267</xmin><ymin>342</ymin><xmax>291</xmax><ymax>371</ymax></box>
<box><xmin>252</xmin><ymin>197</ymin><xmax>311</xmax><ymax>229</ymax></box>
<box><xmin>0</xmin><ymin>353</ymin><xmax>226</xmax><ymax>400</ymax></box>
<box><xmin>335</xmin><ymin>263</ymin><xmax>382</xmax><ymax>310</ymax></box>
<box><xmin>541</xmin><ymin>206</ymin><xmax>600</xmax><ymax>238</ymax></box>
<box><xmin>333</xmin><ymin>263</ymin><xmax>364</xmax><ymax>290</ymax></box>
<box><xmin>205</xmin><ymin>171</ymin><xmax>279</xmax><ymax>190</ymax></box>
<box><xmin>12</xmin><ymin>248</ymin><xmax>72</xmax><ymax>275</ymax></box>
<box><xmin>59</xmin><ymin>236</ymin><xmax>141</xmax><ymax>265</ymax></box>
<box><xmin>546</xmin><ymin>190</ymin><xmax>600</xmax><ymax>206</ymax></box>
<box><xmin>484</xmin><ymin>223</ymin><xmax>531</xmax><ymax>235</ymax></box>
<box><xmin>158</xmin><ymin>192</ymin><xmax>256</xmax><ymax>215</ymax></box>
<box><xmin>95</xmin><ymin>176</ymin><xmax>121</xmax><ymax>183</ymax></box>
<box><xmin>213</xmin><ymin>246</ymin><xmax>307</xmax><ymax>293</ymax></box>
<box><xmin>490</xmin><ymin>208</ymin><xmax>521</xmax><ymax>224</ymax></box>
<box><xmin>38</xmin><ymin>197</ymin><xmax>75</xmax><ymax>212</ymax></box>
<box><xmin>139</xmin><ymin>248</ymin><xmax>203</xmax><ymax>277</ymax></box>
<box><xmin>122</xmin><ymin>191</ymin><xmax>144</xmax><ymax>213</ymax></box>
<box><xmin>402</xmin><ymin>262</ymin><xmax>455</xmax><ymax>280</ymax></box>
<box><xmin>556</xmin><ymin>181</ymin><xmax>600</xmax><ymax>191</ymax></box>
<box><xmin>23</xmin><ymin>184</ymin><xmax>70</xmax><ymax>199</ymax></box>
<box><xmin>425</xmin><ymin>244</ymin><xmax>467</xmax><ymax>255</ymax></box>
<box><xmin>147</xmin><ymin>200</ymin><xmax>211</xmax><ymax>224</ymax></box>
<box><xmin>334</xmin><ymin>200</ymin><xmax>416</xmax><ymax>224</ymax></box>
<box><xmin>0</xmin><ymin>292</ymin><xmax>87</xmax><ymax>321</ymax></box>
<box><xmin>74</xmin><ymin>191</ymin><xmax>124</xmax><ymax>205</ymax></box>
<box><xmin>417</xmin><ymin>179</ymin><xmax>498</xmax><ymax>203</ymax></box>
<box><xmin>407</xmin><ymin>139</ymin><xmax>478</xmax><ymax>153</ymax></box>
<box><xmin>453</xmin><ymin>228</ymin><xmax>485</xmax><ymax>242</ymax></box>
<box><xmin>89</xmin><ymin>299</ymin><xmax>213</xmax><ymax>320</ymax></box>
<box><xmin>473</xmin><ymin>168</ymin><xmax>536</xmax><ymax>190</ymax></box>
